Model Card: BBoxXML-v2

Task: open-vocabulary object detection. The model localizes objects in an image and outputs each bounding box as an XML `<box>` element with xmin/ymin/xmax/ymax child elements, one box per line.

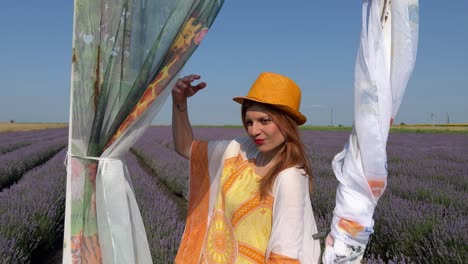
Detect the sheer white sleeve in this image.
<box><xmin>267</xmin><ymin>167</ymin><xmax>308</xmax><ymax>259</ymax></box>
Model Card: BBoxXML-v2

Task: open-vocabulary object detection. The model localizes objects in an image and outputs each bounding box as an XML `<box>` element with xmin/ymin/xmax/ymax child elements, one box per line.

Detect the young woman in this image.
<box><xmin>172</xmin><ymin>72</ymin><xmax>321</xmax><ymax>263</ymax></box>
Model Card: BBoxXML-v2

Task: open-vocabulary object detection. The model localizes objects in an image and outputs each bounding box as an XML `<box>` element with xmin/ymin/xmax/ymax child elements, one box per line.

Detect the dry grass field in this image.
<box><xmin>1</xmin><ymin>122</ymin><xmax>467</xmax><ymax>134</ymax></box>
<box><xmin>391</xmin><ymin>123</ymin><xmax>468</xmax><ymax>133</ymax></box>
<box><xmin>0</xmin><ymin>123</ymin><xmax>68</xmax><ymax>133</ymax></box>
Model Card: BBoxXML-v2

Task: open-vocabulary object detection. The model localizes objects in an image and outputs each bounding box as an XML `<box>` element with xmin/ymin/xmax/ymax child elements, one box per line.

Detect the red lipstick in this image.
<box><xmin>255</xmin><ymin>139</ymin><xmax>265</xmax><ymax>145</ymax></box>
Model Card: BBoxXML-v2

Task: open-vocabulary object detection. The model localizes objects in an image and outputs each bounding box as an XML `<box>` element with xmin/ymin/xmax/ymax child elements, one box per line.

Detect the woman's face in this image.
<box><xmin>244</xmin><ymin>104</ymin><xmax>285</xmax><ymax>156</ymax></box>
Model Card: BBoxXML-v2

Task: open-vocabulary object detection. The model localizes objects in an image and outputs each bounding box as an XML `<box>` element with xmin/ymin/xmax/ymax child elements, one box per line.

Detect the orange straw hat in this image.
<box><xmin>233</xmin><ymin>72</ymin><xmax>307</xmax><ymax>125</ymax></box>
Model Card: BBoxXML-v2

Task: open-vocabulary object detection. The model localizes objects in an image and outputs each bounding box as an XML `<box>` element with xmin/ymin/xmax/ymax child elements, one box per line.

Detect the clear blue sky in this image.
<box><xmin>0</xmin><ymin>1</ymin><xmax>467</xmax><ymax>126</ymax></box>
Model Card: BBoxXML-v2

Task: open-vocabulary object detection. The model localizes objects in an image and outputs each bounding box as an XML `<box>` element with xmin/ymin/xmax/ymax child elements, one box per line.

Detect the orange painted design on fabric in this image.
<box><xmin>106</xmin><ymin>69</ymin><xmax>163</xmax><ymax>147</ymax></box>
<box><xmin>338</xmin><ymin>218</ymin><xmax>365</xmax><ymax>237</ymax></box>
<box><xmin>267</xmin><ymin>252</ymin><xmax>300</xmax><ymax>263</ymax></box>
<box><xmin>222</xmin><ymin>158</ymin><xmax>253</xmax><ymax>195</ymax></box>
<box><xmin>70</xmin><ymin>231</ymin><xmax>83</xmax><ymax>264</ymax></box>
<box><xmin>81</xmin><ymin>234</ymin><xmax>102</xmax><ymax>263</ymax></box>
<box><xmin>106</xmin><ymin>17</ymin><xmax>208</xmax><ymax>148</ymax></box>
<box><xmin>71</xmin><ymin>231</ymin><xmax>102</xmax><ymax>264</ymax></box>
<box><xmin>231</xmin><ymin>194</ymin><xmax>274</xmax><ymax>227</ymax></box>
<box><xmin>215</xmin><ymin>155</ymin><xmax>244</xmax><ymax>211</ymax></box>
<box><xmin>175</xmin><ymin>141</ymin><xmax>210</xmax><ymax>264</ymax></box>
<box><xmin>202</xmin><ymin>211</ymin><xmax>237</xmax><ymax>264</ymax></box>
<box><xmin>223</xmin><ymin>154</ymin><xmax>243</xmax><ymax>167</ymax></box>
<box><xmin>368</xmin><ymin>179</ymin><xmax>386</xmax><ymax>197</ymax></box>
<box><xmin>238</xmin><ymin>242</ymin><xmax>265</xmax><ymax>264</ymax></box>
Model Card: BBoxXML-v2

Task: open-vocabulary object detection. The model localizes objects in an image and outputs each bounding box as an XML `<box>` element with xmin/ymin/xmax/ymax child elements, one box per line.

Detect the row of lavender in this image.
<box><xmin>0</xmin><ymin>150</ymin><xmax>68</xmax><ymax>263</ymax></box>
<box><xmin>1</xmin><ymin>126</ymin><xmax>466</xmax><ymax>263</ymax></box>
<box><xmin>374</xmin><ymin>133</ymin><xmax>467</xmax><ymax>263</ymax></box>
<box><xmin>125</xmin><ymin>153</ymin><xmax>186</xmax><ymax>263</ymax></box>
<box><xmin>0</xmin><ymin>128</ymin><xmax>68</xmax><ymax>263</ymax></box>
<box><xmin>304</xmin><ymin>131</ymin><xmax>468</xmax><ymax>263</ymax></box>
<box><xmin>0</xmin><ymin>128</ymin><xmax>66</xmax><ymax>155</ymax></box>
<box><xmin>0</xmin><ymin>128</ymin><xmax>68</xmax><ymax>191</ymax></box>
<box><xmin>0</xmin><ymin>128</ymin><xmax>186</xmax><ymax>263</ymax></box>
<box><xmin>133</xmin><ymin>126</ymin><xmax>468</xmax><ymax>263</ymax></box>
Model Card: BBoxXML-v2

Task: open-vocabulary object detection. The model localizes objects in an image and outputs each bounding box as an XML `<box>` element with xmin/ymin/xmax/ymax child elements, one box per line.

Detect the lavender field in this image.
<box><xmin>0</xmin><ymin>126</ymin><xmax>467</xmax><ymax>263</ymax></box>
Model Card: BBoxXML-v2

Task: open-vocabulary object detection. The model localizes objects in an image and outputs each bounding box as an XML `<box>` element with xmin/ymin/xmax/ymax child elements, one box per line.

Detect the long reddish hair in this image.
<box><xmin>241</xmin><ymin>101</ymin><xmax>313</xmax><ymax>199</ymax></box>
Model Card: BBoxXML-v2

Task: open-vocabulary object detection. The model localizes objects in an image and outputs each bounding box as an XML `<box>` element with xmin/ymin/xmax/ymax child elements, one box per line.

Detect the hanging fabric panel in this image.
<box><xmin>323</xmin><ymin>0</ymin><xmax>419</xmax><ymax>262</ymax></box>
<box><xmin>64</xmin><ymin>1</ymin><xmax>224</xmax><ymax>263</ymax></box>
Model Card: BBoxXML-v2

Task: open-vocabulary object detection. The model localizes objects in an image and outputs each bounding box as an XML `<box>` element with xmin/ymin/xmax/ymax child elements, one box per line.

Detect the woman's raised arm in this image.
<box><xmin>171</xmin><ymin>74</ymin><xmax>206</xmax><ymax>159</ymax></box>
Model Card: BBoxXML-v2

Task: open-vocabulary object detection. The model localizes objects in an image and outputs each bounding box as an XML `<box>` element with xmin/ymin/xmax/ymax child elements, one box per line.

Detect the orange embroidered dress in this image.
<box><xmin>176</xmin><ymin>137</ymin><xmax>321</xmax><ymax>264</ymax></box>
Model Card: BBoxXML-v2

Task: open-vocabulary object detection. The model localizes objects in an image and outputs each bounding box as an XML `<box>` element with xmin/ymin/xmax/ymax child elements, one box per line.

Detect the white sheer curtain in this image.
<box><xmin>323</xmin><ymin>0</ymin><xmax>419</xmax><ymax>262</ymax></box>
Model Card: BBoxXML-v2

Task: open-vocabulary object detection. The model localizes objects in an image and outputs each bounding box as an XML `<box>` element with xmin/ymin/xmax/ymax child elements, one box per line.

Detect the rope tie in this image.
<box><xmin>64</xmin><ymin>152</ymin><xmax>122</xmax><ymax>166</ymax></box>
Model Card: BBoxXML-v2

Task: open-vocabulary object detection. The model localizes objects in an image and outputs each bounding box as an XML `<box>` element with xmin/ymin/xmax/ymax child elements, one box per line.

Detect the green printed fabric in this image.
<box><xmin>64</xmin><ymin>1</ymin><xmax>224</xmax><ymax>263</ymax></box>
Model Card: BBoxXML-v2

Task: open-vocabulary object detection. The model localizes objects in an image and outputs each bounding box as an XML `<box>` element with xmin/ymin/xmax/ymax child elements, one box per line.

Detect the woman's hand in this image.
<box><xmin>322</xmin><ymin>234</ymin><xmax>365</xmax><ymax>263</ymax></box>
<box><xmin>172</xmin><ymin>74</ymin><xmax>207</xmax><ymax>104</ymax></box>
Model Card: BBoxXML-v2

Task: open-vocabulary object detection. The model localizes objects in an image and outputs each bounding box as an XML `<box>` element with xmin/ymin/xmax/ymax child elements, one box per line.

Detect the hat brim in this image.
<box><xmin>233</xmin><ymin>96</ymin><xmax>307</xmax><ymax>125</ymax></box>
